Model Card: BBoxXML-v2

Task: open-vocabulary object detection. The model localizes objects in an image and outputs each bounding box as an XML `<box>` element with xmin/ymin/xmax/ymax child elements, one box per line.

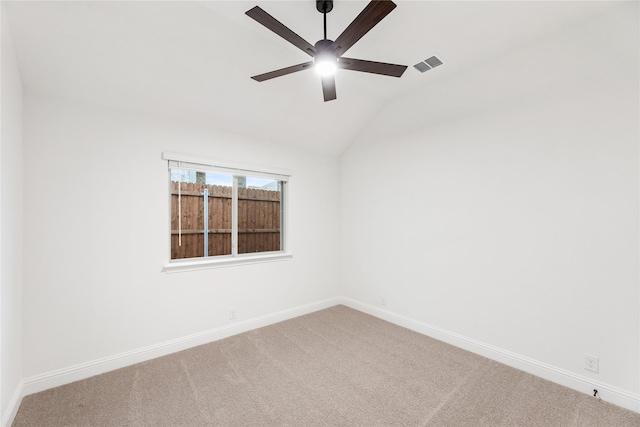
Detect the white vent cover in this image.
<box><xmin>414</xmin><ymin>55</ymin><xmax>444</xmax><ymax>73</ymax></box>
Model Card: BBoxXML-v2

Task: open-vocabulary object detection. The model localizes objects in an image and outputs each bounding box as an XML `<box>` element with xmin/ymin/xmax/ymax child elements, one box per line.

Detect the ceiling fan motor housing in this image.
<box><xmin>315</xmin><ymin>39</ymin><xmax>335</xmax><ymax>54</ymax></box>
<box><xmin>314</xmin><ymin>39</ymin><xmax>337</xmax><ymax>64</ymax></box>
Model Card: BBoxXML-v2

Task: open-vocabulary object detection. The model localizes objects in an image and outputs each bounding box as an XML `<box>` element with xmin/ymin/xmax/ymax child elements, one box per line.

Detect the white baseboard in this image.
<box><xmin>1</xmin><ymin>380</ymin><xmax>24</xmax><ymax>427</ymax></box>
<box><xmin>20</xmin><ymin>297</ymin><xmax>340</xmax><ymax>399</ymax></box>
<box><xmin>338</xmin><ymin>296</ymin><xmax>640</xmax><ymax>414</ymax></box>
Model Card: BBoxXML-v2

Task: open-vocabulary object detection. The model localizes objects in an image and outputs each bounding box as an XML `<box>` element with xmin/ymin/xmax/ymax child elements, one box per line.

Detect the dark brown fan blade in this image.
<box><xmin>338</xmin><ymin>57</ymin><xmax>407</xmax><ymax>77</ymax></box>
<box><xmin>246</xmin><ymin>6</ymin><xmax>317</xmax><ymax>57</ymax></box>
<box><xmin>332</xmin><ymin>0</ymin><xmax>396</xmax><ymax>57</ymax></box>
<box><xmin>251</xmin><ymin>61</ymin><xmax>314</xmax><ymax>82</ymax></box>
<box><xmin>321</xmin><ymin>75</ymin><xmax>337</xmax><ymax>102</ymax></box>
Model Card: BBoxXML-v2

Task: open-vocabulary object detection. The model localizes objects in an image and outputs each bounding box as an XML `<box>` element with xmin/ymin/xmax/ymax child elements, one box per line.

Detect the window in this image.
<box><xmin>162</xmin><ymin>152</ymin><xmax>291</xmax><ymax>272</ymax></box>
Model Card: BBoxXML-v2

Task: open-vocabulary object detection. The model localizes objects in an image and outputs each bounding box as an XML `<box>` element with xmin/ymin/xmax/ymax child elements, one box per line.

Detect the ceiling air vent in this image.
<box><xmin>413</xmin><ymin>55</ymin><xmax>444</xmax><ymax>73</ymax></box>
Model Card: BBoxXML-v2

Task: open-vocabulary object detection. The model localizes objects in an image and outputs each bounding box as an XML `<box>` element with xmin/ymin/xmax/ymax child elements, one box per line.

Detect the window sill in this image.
<box><xmin>162</xmin><ymin>252</ymin><xmax>293</xmax><ymax>273</ymax></box>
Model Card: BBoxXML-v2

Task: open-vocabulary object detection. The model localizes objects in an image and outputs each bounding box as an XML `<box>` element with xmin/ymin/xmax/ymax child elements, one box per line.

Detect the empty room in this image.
<box><xmin>1</xmin><ymin>0</ymin><xmax>639</xmax><ymax>425</ymax></box>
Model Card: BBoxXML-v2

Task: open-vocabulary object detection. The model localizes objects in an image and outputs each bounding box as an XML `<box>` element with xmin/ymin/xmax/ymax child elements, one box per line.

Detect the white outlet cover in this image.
<box><xmin>585</xmin><ymin>354</ymin><xmax>599</xmax><ymax>373</ymax></box>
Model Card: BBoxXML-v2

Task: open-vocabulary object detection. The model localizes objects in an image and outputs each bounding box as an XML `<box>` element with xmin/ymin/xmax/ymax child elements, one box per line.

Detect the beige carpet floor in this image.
<box><xmin>13</xmin><ymin>305</ymin><xmax>640</xmax><ymax>426</ymax></box>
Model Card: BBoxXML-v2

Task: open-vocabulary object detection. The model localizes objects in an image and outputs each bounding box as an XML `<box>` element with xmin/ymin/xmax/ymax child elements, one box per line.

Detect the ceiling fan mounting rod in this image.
<box><xmin>317</xmin><ymin>0</ymin><xmax>333</xmax><ymax>40</ymax></box>
<box><xmin>323</xmin><ymin>10</ymin><xmax>327</xmax><ymax>40</ymax></box>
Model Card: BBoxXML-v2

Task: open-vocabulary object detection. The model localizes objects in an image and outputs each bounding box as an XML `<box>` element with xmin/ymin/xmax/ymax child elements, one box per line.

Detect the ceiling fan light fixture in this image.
<box><xmin>315</xmin><ymin>55</ymin><xmax>337</xmax><ymax>76</ymax></box>
<box><xmin>314</xmin><ymin>39</ymin><xmax>338</xmax><ymax>77</ymax></box>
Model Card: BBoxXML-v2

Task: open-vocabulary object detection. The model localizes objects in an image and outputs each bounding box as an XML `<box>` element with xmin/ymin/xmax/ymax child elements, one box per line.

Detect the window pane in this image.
<box><xmin>237</xmin><ymin>176</ymin><xmax>282</xmax><ymax>254</ymax></box>
<box><xmin>170</xmin><ymin>169</ymin><xmax>232</xmax><ymax>259</ymax></box>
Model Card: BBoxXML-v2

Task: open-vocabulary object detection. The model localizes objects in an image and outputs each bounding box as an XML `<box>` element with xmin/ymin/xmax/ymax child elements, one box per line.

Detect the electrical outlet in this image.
<box><xmin>229</xmin><ymin>308</ymin><xmax>237</xmax><ymax>320</ymax></box>
<box><xmin>380</xmin><ymin>296</ymin><xmax>386</xmax><ymax>307</ymax></box>
<box><xmin>585</xmin><ymin>354</ymin><xmax>599</xmax><ymax>373</ymax></box>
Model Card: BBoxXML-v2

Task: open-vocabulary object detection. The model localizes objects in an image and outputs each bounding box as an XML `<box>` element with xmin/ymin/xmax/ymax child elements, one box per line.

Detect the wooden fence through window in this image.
<box><xmin>170</xmin><ymin>182</ymin><xmax>281</xmax><ymax>259</ymax></box>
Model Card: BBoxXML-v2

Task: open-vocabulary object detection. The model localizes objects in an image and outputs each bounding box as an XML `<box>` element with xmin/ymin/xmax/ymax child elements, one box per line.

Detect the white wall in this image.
<box><xmin>21</xmin><ymin>92</ymin><xmax>340</xmax><ymax>380</ymax></box>
<box><xmin>340</xmin><ymin>2</ymin><xmax>638</xmax><ymax>405</ymax></box>
<box><xmin>0</xmin><ymin>3</ymin><xmax>24</xmax><ymax>422</ymax></box>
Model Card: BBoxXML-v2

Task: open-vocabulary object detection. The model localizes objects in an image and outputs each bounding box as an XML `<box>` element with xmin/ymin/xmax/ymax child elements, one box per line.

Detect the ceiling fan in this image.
<box><xmin>246</xmin><ymin>0</ymin><xmax>407</xmax><ymax>102</ymax></box>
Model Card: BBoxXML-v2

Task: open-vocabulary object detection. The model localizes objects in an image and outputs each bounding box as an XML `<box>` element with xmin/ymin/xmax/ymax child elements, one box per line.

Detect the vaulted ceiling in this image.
<box><xmin>5</xmin><ymin>1</ymin><xmax>616</xmax><ymax>155</ymax></box>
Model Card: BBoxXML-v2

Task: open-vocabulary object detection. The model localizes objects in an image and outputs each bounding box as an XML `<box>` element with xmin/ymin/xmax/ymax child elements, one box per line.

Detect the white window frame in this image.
<box><xmin>162</xmin><ymin>152</ymin><xmax>292</xmax><ymax>273</ymax></box>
